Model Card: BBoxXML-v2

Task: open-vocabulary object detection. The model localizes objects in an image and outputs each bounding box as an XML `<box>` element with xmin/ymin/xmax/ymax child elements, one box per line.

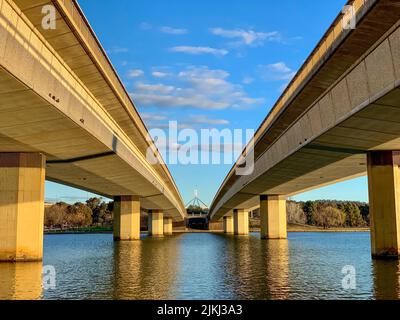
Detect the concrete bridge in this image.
<box><xmin>209</xmin><ymin>0</ymin><xmax>400</xmax><ymax>259</ymax></box>
<box><xmin>0</xmin><ymin>0</ymin><xmax>186</xmax><ymax>261</ymax></box>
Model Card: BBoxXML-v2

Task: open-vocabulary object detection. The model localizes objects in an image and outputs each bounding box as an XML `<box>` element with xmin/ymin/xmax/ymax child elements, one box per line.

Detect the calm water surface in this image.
<box><xmin>1</xmin><ymin>232</ymin><xmax>400</xmax><ymax>300</ymax></box>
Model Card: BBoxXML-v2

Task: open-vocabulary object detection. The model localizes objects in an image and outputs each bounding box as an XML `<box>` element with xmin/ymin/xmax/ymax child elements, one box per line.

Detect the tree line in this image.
<box><xmin>44</xmin><ymin>197</ymin><xmax>114</xmax><ymax>229</ymax></box>
<box><xmin>45</xmin><ymin>198</ymin><xmax>370</xmax><ymax>230</ymax></box>
<box><xmin>286</xmin><ymin>200</ymin><xmax>369</xmax><ymax>228</ymax></box>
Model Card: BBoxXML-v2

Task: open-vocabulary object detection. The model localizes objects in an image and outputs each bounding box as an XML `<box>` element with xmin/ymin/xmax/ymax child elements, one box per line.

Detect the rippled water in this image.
<box><xmin>1</xmin><ymin>232</ymin><xmax>400</xmax><ymax>300</ymax></box>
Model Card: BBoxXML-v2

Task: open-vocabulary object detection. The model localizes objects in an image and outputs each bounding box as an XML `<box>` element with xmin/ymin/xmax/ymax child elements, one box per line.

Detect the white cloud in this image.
<box><xmin>141</xmin><ymin>112</ymin><xmax>168</xmax><ymax>122</ymax></box>
<box><xmin>145</xmin><ymin>115</ymin><xmax>229</xmax><ymax>130</ymax></box>
<box><xmin>135</xmin><ymin>82</ymin><xmax>175</xmax><ymax>94</ymax></box>
<box><xmin>130</xmin><ymin>66</ymin><xmax>264</xmax><ymax>111</ymax></box>
<box><xmin>152</xmin><ymin>71</ymin><xmax>169</xmax><ymax>78</ymax></box>
<box><xmin>242</xmin><ymin>76</ymin><xmax>254</xmax><ymax>85</ymax></box>
<box><xmin>169</xmin><ymin>46</ymin><xmax>229</xmax><ymax>57</ymax></box>
<box><xmin>127</xmin><ymin>69</ymin><xmax>144</xmax><ymax>78</ymax></box>
<box><xmin>189</xmin><ymin>115</ymin><xmax>229</xmax><ymax>126</ymax></box>
<box><xmin>107</xmin><ymin>47</ymin><xmax>129</xmax><ymax>54</ymax></box>
<box><xmin>211</xmin><ymin>27</ymin><xmax>281</xmax><ymax>46</ymax></box>
<box><xmin>139</xmin><ymin>22</ymin><xmax>152</xmax><ymax>30</ymax></box>
<box><xmin>160</xmin><ymin>26</ymin><xmax>188</xmax><ymax>35</ymax></box>
<box><xmin>268</xmin><ymin>62</ymin><xmax>292</xmax><ymax>74</ymax></box>
<box><xmin>258</xmin><ymin>62</ymin><xmax>296</xmax><ymax>81</ymax></box>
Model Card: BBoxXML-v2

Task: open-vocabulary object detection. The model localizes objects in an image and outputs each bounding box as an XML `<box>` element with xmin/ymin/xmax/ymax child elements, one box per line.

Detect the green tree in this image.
<box><xmin>86</xmin><ymin>197</ymin><xmax>103</xmax><ymax>224</ymax></box>
<box><xmin>287</xmin><ymin>201</ymin><xmax>307</xmax><ymax>224</ymax></box>
<box><xmin>345</xmin><ymin>203</ymin><xmax>365</xmax><ymax>227</ymax></box>
<box><xmin>303</xmin><ymin>201</ymin><xmax>317</xmax><ymax>225</ymax></box>
<box><xmin>44</xmin><ymin>203</ymin><xmax>67</xmax><ymax>228</ymax></box>
<box><xmin>359</xmin><ymin>204</ymin><xmax>370</xmax><ymax>225</ymax></box>
<box><xmin>67</xmin><ymin>202</ymin><xmax>93</xmax><ymax>227</ymax></box>
<box><xmin>314</xmin><ymin>206</ymin><xmax>345</xmax><ymax>229</ymax></box>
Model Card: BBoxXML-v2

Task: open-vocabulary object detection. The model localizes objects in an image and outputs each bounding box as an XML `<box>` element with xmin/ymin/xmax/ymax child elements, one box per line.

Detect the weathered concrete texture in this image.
<box><xmin>163</xmin><ymin>217</ymin><xmax>173</xmax><ymax>236</ymax></box>
<box><xmin>368</xmin><ymin>151</ymin><xmax>400</xmax><ymax>259</ymax></box>
<box><xmin>223</xmin><ymin>216</ymin><xmax>234</xmax><ymax>234</ymax></box>
<box><xmin>233</xmin><ymin>209</ymin><xmax>249</xmax><ymax>236</ymax></box>
<box><xmin>148</xmin><ymin>211</ymin><xmax>164</xmax><ymax>237</ymax></box>
<box><xmin>0</xmin><ymin>153</ymin><xmax>45</xmax><ymax>262</ymax></box>
<box><xmin>260</xmin><ymin>195</ymin><xmax>287</xmax><ymax>240</ymax></box>
<box><xmin>113</xmin><ymin>196</ymin><xmax>141</xmax><ymax>241</ymax></box>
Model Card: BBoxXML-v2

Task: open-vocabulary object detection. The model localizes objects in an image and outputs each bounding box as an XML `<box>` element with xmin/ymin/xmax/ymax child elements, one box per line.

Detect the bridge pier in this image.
<box><xmin>148</xmin><ymin>210</ymin><xmax>164</xmax><ymax>237</ymax></box>
<box><xmin>113</xmin><ymin>196</ymin><xmax>141</xmax><ymax>241</ymax></box>
<box><xmin>163</xmin><ymin>217</ymin><xmax>173</xmax><ymax>236</ymax></box>
<box><xmin>368</xmin><ymin>151</ymin><xmax>400</xmax><ymax>259</ymax></box>
<box><xmin>0</xmin><ymin>153</ymin><xmax>45</xmax><ymax>262</ymax></box>
<box><xmin>260</xmin><ymin>195</ymin><xmax>287</xmax><ymax>240</ymax></box>
<box><xmin>223</xmin><ymin>216</ymin><xmax>234</xmax><ymax>234</ymax></box>
<box><xmin>233</xmin><ymin>209</ymin><xmax>249</xmax><ymax>235</ymax></box>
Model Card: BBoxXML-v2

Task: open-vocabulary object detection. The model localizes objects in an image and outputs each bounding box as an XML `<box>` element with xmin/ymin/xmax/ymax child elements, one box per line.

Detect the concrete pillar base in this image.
<box><xmin>148</xmin><ymin>210</ymin><xmax>164</xmax><ymax>237</ymax></box>
<box><xmin>368</xmin><ymin>151</ymin><xmax>400</xmax><ymax>259</ymax></box>
<box><xmin>163</xmin><ymin>217</ymin><xmax>173</xmax><ymax>236</ymax></box>
<box><xmin>113</xmin><ymin>196</ymin><xmax>141</xmax><ymax>241</ymax></box>
<box><xmin>260</xmin><ymin>195</ymin><xmax>287</xmax><ymax>240</ymax></box>
<box><xmin>223</xmin><ymin>216</ymin><xmax>234</xmax><ymax>234</ymax></box>
<box><xmin>233</xmin><ymin>209</ymin><xmax>249</xmax><ymax>235</ymax></box>
<box><xmin>0</xmin><ymin>153</ymin><xmax>46</xmax><ymax>262</ymax></box>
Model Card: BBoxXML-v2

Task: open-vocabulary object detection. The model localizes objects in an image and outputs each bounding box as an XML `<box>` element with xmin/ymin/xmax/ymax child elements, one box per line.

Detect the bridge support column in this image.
<box><xmin>368</xmin><ymin>151</ymin><xmax>400</xmax><ymax>259</ymax></box>
<box><xmin>233</xmin><ymin>209</ymin><xmax>249</xmax><ymax>235</ymax></box>
<box><xmin>260</xmin><ymin>195</ymin><xmax>287</xmax><ymax>239</ymax></box>
<box><xmin>113</xmin><ymin>196</ymin><xmax>141</xmax><ymax>241</ymax></box>
<box><xmin>223</xmin><ymin>216</ymin><xmax>234</xmax><ymax>234</ymax></box>
<box><xmin>0</xmin><ymin>153</ymin><xmax>45</xmax><ymax>262</ymax></box>
<box><xmin>163</xmin><ymin>217</ymin><xmax>173</xmax><ymax>236</ymax></box>
<box><xmin>148</xmin><ymin>210</ymin><xmax>164</xmax><ymax>237</ymax></box>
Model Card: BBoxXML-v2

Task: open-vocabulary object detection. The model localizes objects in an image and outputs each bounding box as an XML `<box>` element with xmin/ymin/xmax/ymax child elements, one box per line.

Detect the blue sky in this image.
<box><xmin>46</xmin><ymin>0</ymin><xmax>369</xmax><ymax>205</ymax></box>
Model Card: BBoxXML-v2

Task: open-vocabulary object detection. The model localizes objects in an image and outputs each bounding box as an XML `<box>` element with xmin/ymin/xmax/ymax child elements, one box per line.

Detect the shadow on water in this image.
<box><xmin>373</xmin><ymin>259</ymin><xmax>400</xmax><ymax>300</ymax></box>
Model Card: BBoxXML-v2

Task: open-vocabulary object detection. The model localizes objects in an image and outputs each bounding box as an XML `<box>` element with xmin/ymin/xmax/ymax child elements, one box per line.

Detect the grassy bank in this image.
<box><xmin>45</xmin><ymin>226</ymin><xmax>112</xmax><ymax>234</ymax></box>
<box><xmin>249</xmin><ymin>223</ymin><xmax>369</xmax><ymax>233</ymax></box>
<box><xmin>45</xmin><ymin>224</ymin><xmax>370</xmax><ymax>235</ymax></box>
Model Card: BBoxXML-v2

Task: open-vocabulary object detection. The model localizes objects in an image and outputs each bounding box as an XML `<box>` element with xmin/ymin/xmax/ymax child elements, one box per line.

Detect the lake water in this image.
<box><xmin>1</xmin><ymin>232</ymin><xmax>399</xmax><ymax>300</ymax></box>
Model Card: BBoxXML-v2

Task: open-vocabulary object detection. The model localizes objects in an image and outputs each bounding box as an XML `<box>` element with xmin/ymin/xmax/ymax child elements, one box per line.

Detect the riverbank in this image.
<box><xmin>45</xmin><ymin>226</ymin><xmax>113</xmax><ymax>234</ymax></box>
<box><xmin>250</xmin><ymin>223</ymin><xmax>370</xmax><ymax>233</ymax></box>
<box><xmin>45</xmin><ymin>223</ymin><xmax>370</xmax><ymax>235</ymax></box>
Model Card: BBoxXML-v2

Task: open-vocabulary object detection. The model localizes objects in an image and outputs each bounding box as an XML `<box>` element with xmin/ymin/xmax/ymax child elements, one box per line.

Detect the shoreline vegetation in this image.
<box><xmin>253</xmin><ymin>223</ymin><xmax>369</xmax><ymax>233</ymax></box>
<box><xmin>44</xmin><ymin>223</ymin><xmax>370</xmax><ymax>235</ymax></box>
<box><xmin>44</xmin><ymin>198</ymin><xmax>370</xmax><ymax>234</ymax></box>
